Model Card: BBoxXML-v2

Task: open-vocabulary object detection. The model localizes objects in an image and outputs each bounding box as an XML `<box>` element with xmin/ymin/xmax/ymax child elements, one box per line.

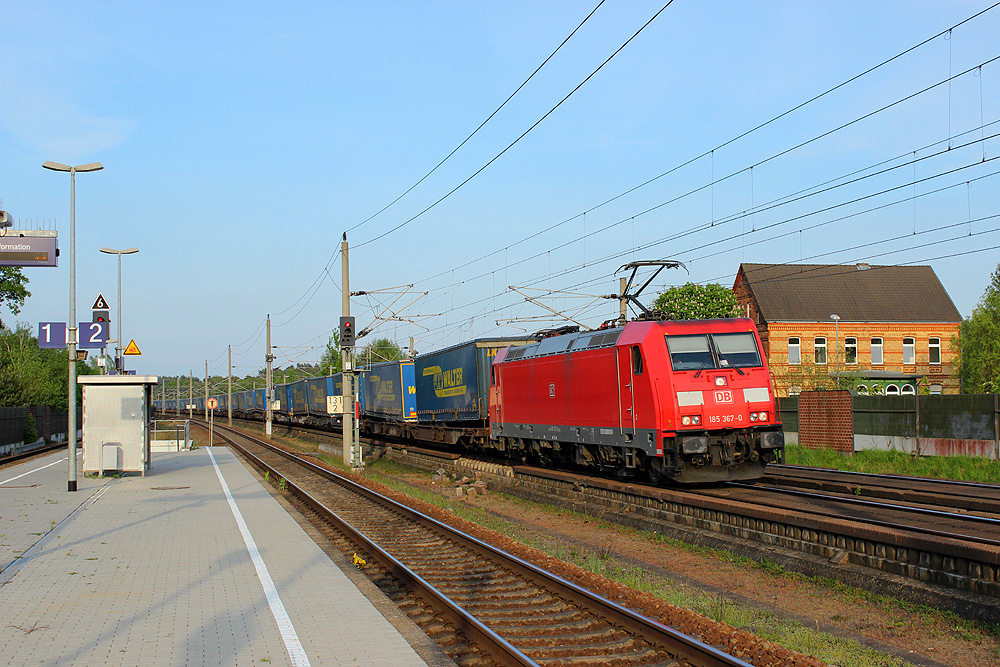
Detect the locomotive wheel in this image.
<box><xmin>646</xmin><ymin>463</ymin><xmax>662</xmax><ymax>485</ymax></box>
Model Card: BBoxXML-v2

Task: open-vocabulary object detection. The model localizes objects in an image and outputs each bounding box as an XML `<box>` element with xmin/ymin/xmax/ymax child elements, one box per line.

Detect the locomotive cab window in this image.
<box><xmin>666</xmin><ymin>335</ymin><xmax>712</xmax><ymax>371</ymax></box>
<box><xmin>666</xmin><ymin>332</ymin><xmax>762</xmax><ymax>371</ymax></box>
<box><xmin>631</xmin><ymin>345</ymin><xmax>643</xmax><ymax>374</ymax></box>
<box><xmin>713</xmin><ymin>332</ymin><xmax>762</xmax><ymax>368</ymax></box>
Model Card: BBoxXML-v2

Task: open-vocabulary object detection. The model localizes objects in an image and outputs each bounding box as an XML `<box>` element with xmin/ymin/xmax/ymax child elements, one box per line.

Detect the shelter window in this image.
<box><xmin>631</xmin><ymin>345</ymin><xmax>644</xmax><ymax>375</ymax></box>
<box><xmin>787</xmin><ymin>337</ymin><xmax>801</xmax><ymax>365</ymax></box>
<box><xmin>900</xmin><ymin>384</ymin><xmax>915</xmax><ymax>396</ymax></box>
<box><xmin>814</xmin><ymin>337</ymin><xmax>827</xmax><ymax>365</ymax></box>
<box><xmin>903</xmin><ymin>337</ymin><xmax>915</xmax><ymax>365</ymax></box>
<box><xmin>885</xmin><ymin>384</ymin><xmax>900</xmax><ymax>395</ymax></box>
<box><xmin>844</xmin><ymin>337</ymin><xmax>857</xmax><ymax>364</ymax></box>
<box><xmin>929</xmin><ymin>337</ymin><xmax>941</xmax><ymax>364</ymax></box>
<box><xmin>871</xmin><ymin>337</ymin><xmax>883</xmax><ymax>365</ymax></box>
<box><xmin>856</xmin><ymin>385</ymin><xmax>869</xmax><ymax>395</ymax></box>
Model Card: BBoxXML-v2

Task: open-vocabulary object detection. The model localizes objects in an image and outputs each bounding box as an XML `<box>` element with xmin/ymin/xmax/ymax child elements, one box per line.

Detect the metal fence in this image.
<box><xmin>0</xmin><ymin>405</ymin><xmax>78</xmax><ymax>456</ymax></box>
<box><xmin>777</xmin><ymin>393</ymin><xmax>1000</xmax><ymax>458</ymax></box>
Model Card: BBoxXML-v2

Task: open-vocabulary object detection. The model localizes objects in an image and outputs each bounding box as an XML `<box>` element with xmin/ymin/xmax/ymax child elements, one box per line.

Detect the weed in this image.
<box><xmin>264</xmin><ymin>471</ymin><xmax>271</xmax><ymax>483</ymax></box>
<box><xmin>277</xmin><ymin>477</ymin><xmax>287</xmax><ymax>491</ymax></box>
<box><xmin>8</xmin><ymin>622</ymin><xmax>47</xmax><ymax>634</ymax></box>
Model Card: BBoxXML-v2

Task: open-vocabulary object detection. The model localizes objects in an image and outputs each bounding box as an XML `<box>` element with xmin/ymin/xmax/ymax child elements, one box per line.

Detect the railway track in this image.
<box><xmin>761</xmin><ymin>464</ymin><xmax>1000</xmax><ymax>515</ymax></box>
<box><xmin>184</xmin><ymin>415</ymin><xmax>1000</xmax><ymax>623</ymax></box>
<box><xmin>203</xmin><ymin>422</ymin><xmax>818</xmax><ymax>667</ymax></box>
<box><xmin>0</xmin><ymin>441</ymin><xmax>69</xmax><ymax>469</ymax></box>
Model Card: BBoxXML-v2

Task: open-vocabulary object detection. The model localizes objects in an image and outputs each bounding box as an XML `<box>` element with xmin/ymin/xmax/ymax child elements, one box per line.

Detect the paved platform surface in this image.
<box><xmin>0</xmin><ymin>447</ymin><xmax>450</xmax><ymax>667</ymax></box>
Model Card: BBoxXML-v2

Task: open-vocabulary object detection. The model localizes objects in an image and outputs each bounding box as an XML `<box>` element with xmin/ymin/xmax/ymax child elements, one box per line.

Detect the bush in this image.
<box><xmin>23</xmin><ymin>413</ymin><xmax>38</xmax><ymax>445</ymax></box>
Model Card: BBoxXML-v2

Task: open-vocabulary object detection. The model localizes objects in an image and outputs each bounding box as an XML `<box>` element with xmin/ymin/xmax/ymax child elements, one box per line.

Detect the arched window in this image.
<box><xmin>814</xmin><ymin>337</ymin><xmax>827</xmax><ymax>364</ymax></box>
<box><xmin>885</xmin><ymin>384</ymin><xmax>900</xmax><ymax>395</ymax></box>
<box><xmin>900</xmin><ymin>384</ymin><xmax>915</xmax><ymax>396</ymax></box>
<box><xmin>856</xmin><ymin>385</ymin><xmax>869</xmax><ymax>395</ymax></box>
<box><xmin>787</xmin><ymin>337</ymin><xmax>801</xmax><ymax>365</ymax></box>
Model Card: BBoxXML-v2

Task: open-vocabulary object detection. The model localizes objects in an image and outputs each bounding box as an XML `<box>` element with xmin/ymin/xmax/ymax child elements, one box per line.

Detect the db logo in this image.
<box><xmin>714</xmin><ymin>390</ymin><xmax>733</xmax><ymax>404</ymax></box>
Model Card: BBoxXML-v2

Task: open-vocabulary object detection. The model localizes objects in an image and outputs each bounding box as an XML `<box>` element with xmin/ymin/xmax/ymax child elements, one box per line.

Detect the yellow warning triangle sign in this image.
<box><xmin>123</xmin><ymin>339</ymin><xmax>142</xmax><ymax>355</ymax></box>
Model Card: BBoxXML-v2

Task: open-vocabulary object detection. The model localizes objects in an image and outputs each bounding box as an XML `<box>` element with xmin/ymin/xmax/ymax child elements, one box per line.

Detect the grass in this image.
<box><xmin>784</xmin><ymin>444</ymin><xmax>1000</xmax><ymax>483</ymax></box>
<box><xmin>361</xmin><ymin>457</ymin><xmax>1000</xmax><ymax>667</ymax></box>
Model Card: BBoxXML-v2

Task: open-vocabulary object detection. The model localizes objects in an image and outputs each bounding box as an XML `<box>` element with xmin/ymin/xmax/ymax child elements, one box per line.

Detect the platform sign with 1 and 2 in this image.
<box><xmin>38</xmin><ymin>322</ymin><xmax>107</xmax><ymax>349</ymax></box>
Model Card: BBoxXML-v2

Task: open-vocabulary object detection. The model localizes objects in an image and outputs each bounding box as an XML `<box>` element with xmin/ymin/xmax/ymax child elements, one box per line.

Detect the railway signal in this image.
<box><xmin>340</xmin><ymin>316</ymin><xmax>356</xmax><ymax>348</ymax></box>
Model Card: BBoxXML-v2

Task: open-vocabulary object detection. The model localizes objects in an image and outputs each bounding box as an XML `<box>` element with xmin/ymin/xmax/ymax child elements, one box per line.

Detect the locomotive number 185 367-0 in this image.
<box><xmin>708</xmin><ymin>414</ymin><xmax>744</xmax><ymax>424</ymax></box>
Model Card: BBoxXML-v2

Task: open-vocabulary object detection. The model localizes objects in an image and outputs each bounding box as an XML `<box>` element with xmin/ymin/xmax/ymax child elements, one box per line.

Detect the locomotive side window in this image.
<box><xmin>631</xmin><ymin>345</ymin><xmax>643</xmax><ymax>374</ymax></box>
<box><xmin>666</xmin><ymin>335</ymin><xmax>712</xmax><ymax>370</ymax></box>
<box><xmin>712</xmin><ymin>332</ymin><xmax>762</xmax><ymax>368</ymax></box>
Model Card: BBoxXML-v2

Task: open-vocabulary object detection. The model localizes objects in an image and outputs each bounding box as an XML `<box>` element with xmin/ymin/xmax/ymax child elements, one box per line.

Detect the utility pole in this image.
<box><xmin>228</xmin><ymin>345</ymin><xmax>232</xmax><ymax>427</ymax></box>
<box><xmin>342</xmin><ymin>234</ymin><xmax>360</xmax><ymax>470</ymax></box>
<box><xmin>177</xmin><ymin>376</ymin><xmax>181</xmax><ymax>415</ymax></box>
<box><xmin>188</xmin><ymin>371</ymin><xmax>193</xmax><ymax>420</ymax></box>
<box><xmin>204</xmin><ymin>360</ymin><xmax>209</xmax><ymax>421</ymax></box>
<box><xmin>265</xmin><ymin>315</ymin><xmax>273</xmax><ymax>438</ymax></box>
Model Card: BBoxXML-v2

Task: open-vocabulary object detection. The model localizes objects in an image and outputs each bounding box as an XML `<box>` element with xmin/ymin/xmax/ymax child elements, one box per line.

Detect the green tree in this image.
<box><xmin>958</xmin><ymin>264</ymin><xmax>1000</xmax><ymax>393</ymax></box>
<box><xmin>0</xmin><ymin>267</ymin><xmax>30</xmax><ymax>328</ymax></box>
<box><xmin>358</xmin><ymin>337</ymin><xmax>404</xmax><ymax>367</ymax></box>
<box><xmin>0</xmin><ymin>323</ymin><xmax>97</xmax><ymax>408</ymax></box>
<box><xmin>320</xmin><ymin>332</ymin><xmax>342</xmax><ymax>375</ymax></box>
<box><xmin>652</xmin><ymin>282</ymin><xmax>740</xmax><ymax>320</ymax></box>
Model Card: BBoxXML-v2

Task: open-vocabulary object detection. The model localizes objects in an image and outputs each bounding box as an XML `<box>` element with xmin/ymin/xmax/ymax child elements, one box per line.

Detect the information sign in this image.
<box><xmin>0</xmin><ymin>237</ymin><xmax>59</xmax><ymax>267</ymax></box>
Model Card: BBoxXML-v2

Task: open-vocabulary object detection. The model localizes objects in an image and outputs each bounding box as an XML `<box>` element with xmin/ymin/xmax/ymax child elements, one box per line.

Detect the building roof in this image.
<box><xmin>736</xmin><ymin>263</ymin><xmax>962</xmax><ymax>323</ymax></box>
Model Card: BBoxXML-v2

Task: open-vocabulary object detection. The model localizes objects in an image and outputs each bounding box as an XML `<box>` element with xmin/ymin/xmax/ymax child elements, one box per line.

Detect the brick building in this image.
<box><xmin>733</xmin><ymin>263</ymin><xmax>963</xmax><ymax>396</ymax></box>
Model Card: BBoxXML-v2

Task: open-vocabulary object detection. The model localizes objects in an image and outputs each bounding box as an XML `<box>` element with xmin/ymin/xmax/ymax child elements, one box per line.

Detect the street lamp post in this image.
<box><xmin>43</xmin><ymin>160</ymin><xmax>104</xmax><ymax>492</ymax></box>
<box><xmin>100</xmin><ymin>246</ymin><xmax>138</xmax><ymax>373</ymax></box>
<box><xmin>830</xmin><ymin>314</ymin><xmax>841</xmax><ymax>389</ymax></box>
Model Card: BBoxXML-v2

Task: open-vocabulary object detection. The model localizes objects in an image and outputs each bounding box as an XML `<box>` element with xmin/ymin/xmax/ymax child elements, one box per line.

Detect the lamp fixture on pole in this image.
<box><xmin>830</xmin><ymin>314</ymin><xmax>841</xmax><ymax>389</ymax></box>
<box><xmin>43</xmin><ymin>160</ymin><xmax>104</xmax><ymax>492</ymax></box>
<box><xmin>100</xmin><ymin>246</ymin><xmax>139</xmax><ymax>373</ymax></box>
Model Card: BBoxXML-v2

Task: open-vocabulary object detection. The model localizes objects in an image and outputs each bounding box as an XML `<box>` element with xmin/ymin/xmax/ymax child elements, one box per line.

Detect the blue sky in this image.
<box><xmin>2</xmin><ymin>1</ymin><xmax>999</xmax><ymax>379</ymax></box>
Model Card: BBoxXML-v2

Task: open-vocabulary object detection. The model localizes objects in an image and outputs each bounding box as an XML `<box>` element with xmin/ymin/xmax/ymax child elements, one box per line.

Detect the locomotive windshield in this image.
<box><xmin>666</xmin><ymin>332</ymin><xmax>762</xmax><ymax>371</ymax></box>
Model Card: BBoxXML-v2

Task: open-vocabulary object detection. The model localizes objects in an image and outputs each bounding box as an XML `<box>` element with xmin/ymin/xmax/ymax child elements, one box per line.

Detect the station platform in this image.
<box><xmin>0</xmin><ymin>447</ymin><xmax>452</xmax><ymax>667</ymax></box>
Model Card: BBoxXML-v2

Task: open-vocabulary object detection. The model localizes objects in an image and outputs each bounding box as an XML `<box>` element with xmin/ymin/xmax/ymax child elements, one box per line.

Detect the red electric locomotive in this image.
<box><xmin>489</xmin><ymin>317</ymin><xmax>784</xmax><ymax>484</ymax></box>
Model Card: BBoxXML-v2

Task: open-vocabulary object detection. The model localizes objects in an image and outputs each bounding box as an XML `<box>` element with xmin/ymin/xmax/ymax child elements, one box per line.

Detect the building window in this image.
<box><xmin>903</xmin><ymin>337</ymin><xmax>915</xmax><ymax>365</ymax></box>
<box><xmin>814</xmin><ymin>337</ymin><xmax>827</xmax><ymax>364</ymax></box>
<box><xmin>845</xmin><ymin>337</ymin><xmax>857</xmax><ymax>364</ymax></box>
<box><xmin>929</xmin><ymin>337</ymin><xmax>941</xmax><ymax>365</ymax></box>
<box><xmin>788</xmin><ymin>385</ymin><xmax>801</xmax><ymax>396</ymax></box>
<box><xmin>885</xmin><ymin>384</ymin><xmax>900</xmax><ymax>395</ymax></box>
<box><xmin>788</xmin><ymin>337</ymin><xmax>800</xmax><ymax>364</ymax></box>
<box><xmin>901</xmin><ymin>384</ymin><xmax>916</xmax><ymax>396</ymax></box>
<box><xmin>871</xmin><ymin>337</ymin><xmax>883</xmax><ymax>365</ymax></box>
<box><xmin>930</xmin><ymin>383</ymin><xmax>942</xmax><ymax>395</ymax></box>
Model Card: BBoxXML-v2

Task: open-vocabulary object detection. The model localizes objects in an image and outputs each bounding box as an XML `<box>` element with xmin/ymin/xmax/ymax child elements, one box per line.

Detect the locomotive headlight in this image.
<box><xmin>691</xmin><ymin>415</ymin><xmax>701</xmax><ymax>425</ymax></box>
<box><xmin>750</xmin><ymin>412</ymin><xmax>758</xmax><ymax>422</ymax></box>
<box><xmin>681</xmin><ymin>416</ymin><xmax>691</xmax><ymax>426</ymax></box>
<box><xmin>715</xmin><ymin>376</ymin><xmax>727</xmax><ymax>386</ymax></box>
<box><xmin>757</xmin><ymin>411</ymin><xmax>769</xmax><ymax>421</ymax></box>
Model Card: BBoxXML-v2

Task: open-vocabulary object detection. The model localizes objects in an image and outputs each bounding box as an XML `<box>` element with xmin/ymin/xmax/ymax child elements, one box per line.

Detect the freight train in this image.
<box><xmin>157</xmin><ymin>317</ymin><xmax>784</xmax><ymax>484</ymax></box>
